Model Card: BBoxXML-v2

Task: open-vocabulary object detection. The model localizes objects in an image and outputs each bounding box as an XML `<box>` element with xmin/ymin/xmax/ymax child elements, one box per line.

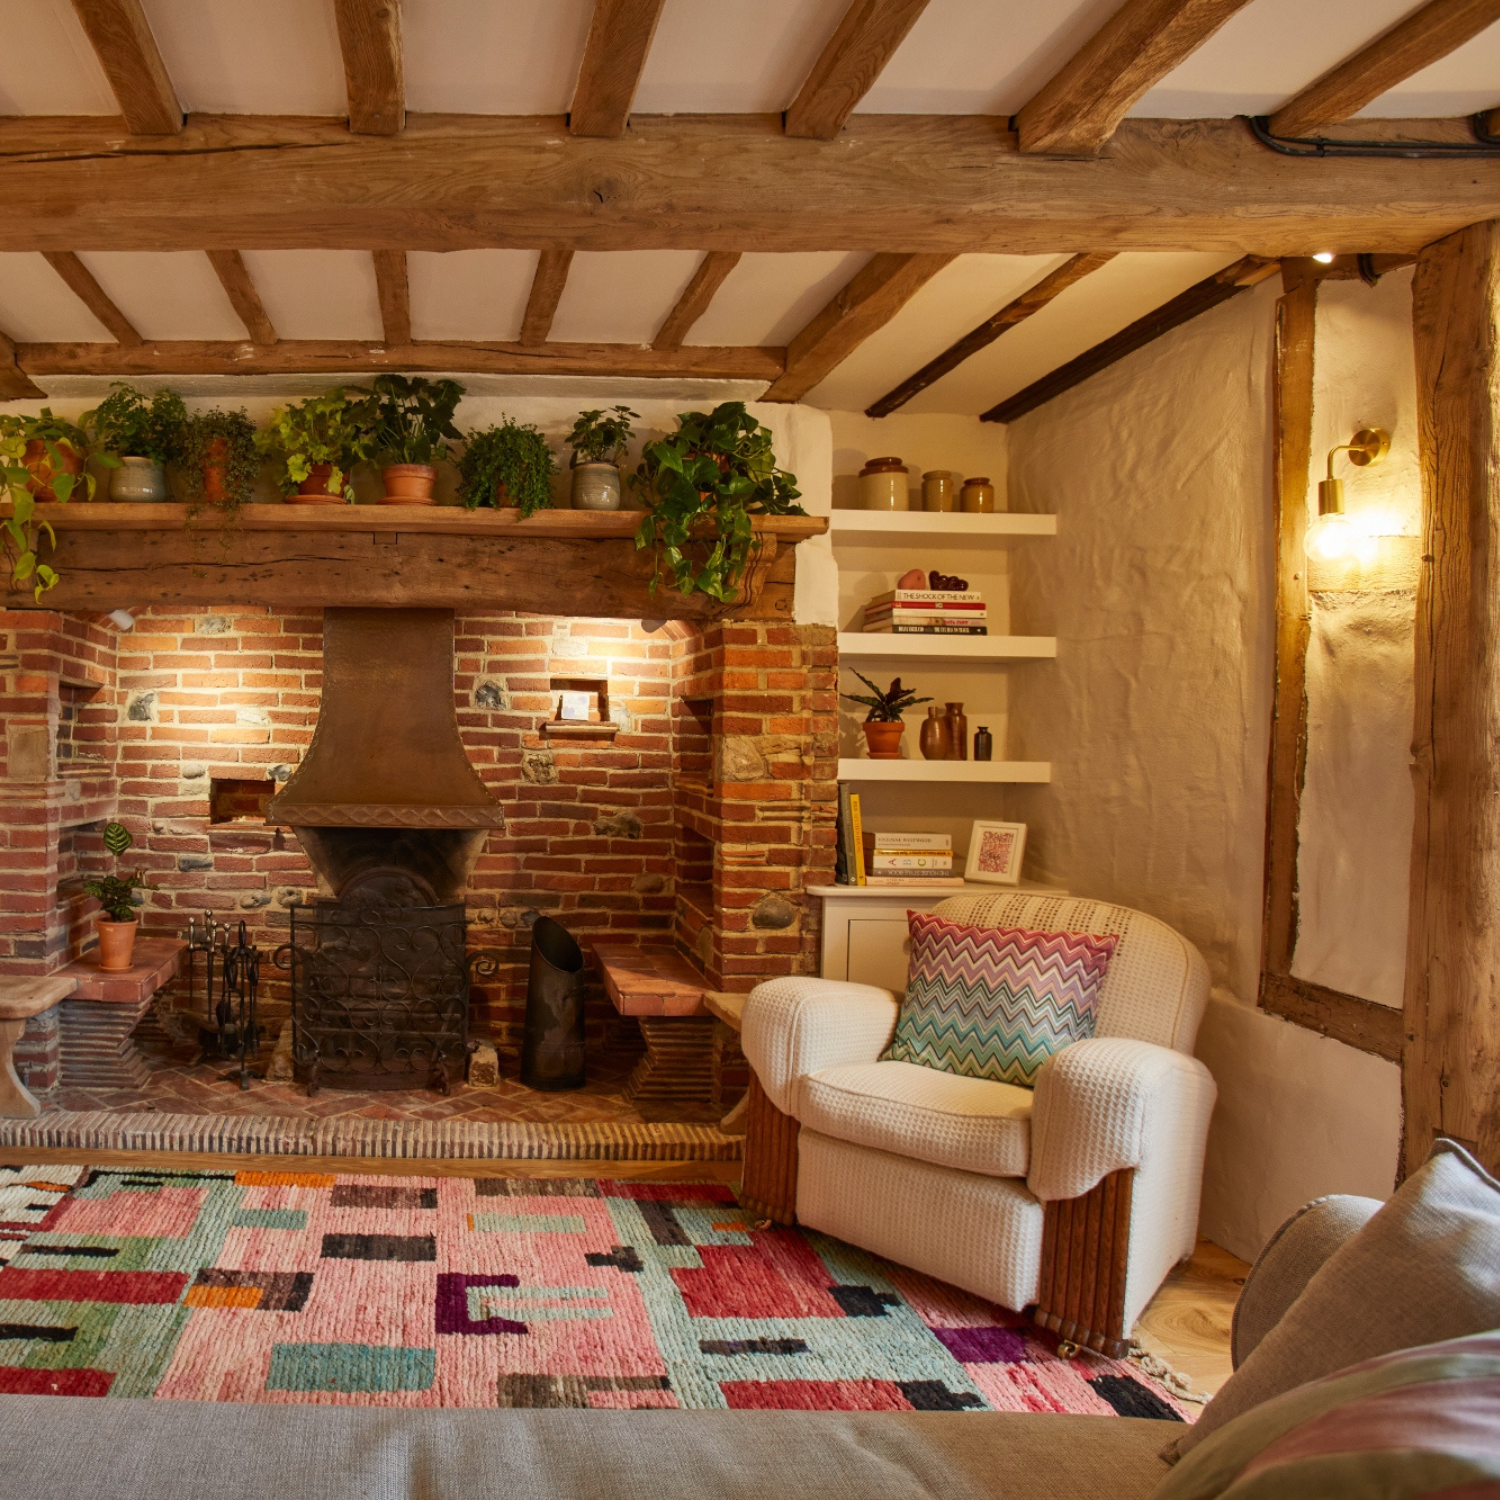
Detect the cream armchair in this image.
<box><xmin>739</xmin><ymin>893</ymin><xmax>1217</xmax><ymax>1357</ymax></box>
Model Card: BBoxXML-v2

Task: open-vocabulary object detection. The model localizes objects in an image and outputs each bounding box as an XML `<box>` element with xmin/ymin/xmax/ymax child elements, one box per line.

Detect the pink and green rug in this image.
<box><xmin>0</xmin><ymin>1165</ymin><xmax>1189</xmax><ymax>1418</ymax></box>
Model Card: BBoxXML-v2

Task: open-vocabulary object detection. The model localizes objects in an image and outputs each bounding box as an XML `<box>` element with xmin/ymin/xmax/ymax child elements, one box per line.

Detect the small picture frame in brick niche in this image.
<box><xmin>964</xmin><ymin>821</ymin><xmax>1027</xmax><ymax>886</ymax></box>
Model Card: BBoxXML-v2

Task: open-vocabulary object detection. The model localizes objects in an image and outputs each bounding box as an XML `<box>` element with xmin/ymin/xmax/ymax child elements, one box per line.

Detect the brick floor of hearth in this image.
<box><xmin>42</xmin><ymin>1015</ymin><xmax>716</xmax><ymax>1126</ymax></box>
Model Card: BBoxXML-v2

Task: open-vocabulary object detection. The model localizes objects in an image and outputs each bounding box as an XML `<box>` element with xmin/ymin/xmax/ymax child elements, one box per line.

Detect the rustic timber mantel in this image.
<box><xmin>1</xmin><ymin>504</ymin><xmax>827</xmax><ymax>619</ymax></box>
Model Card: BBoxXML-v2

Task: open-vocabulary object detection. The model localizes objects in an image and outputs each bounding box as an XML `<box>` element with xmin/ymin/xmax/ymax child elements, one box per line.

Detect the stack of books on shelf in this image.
<box><xmin>836</xmin><ymin>789</ymin><xmax>965</xmax><ymax>886</ymax></box>
<box><xmin>861</xmin><ymin>588</ymin><xmax>987</xmax><ymax>635</ymax></box>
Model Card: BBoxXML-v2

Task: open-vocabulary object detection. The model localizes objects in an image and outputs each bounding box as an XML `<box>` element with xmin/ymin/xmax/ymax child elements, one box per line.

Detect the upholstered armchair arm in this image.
<box><xmin>741</xmin><ymin>977</ymin><xmax>899</xmax><ymax>1116</ymax></box>
<box><xmin>1027</xmin><ymin>1036</ymin><xmax>1217</xmax><ymax>1203</ymax></box>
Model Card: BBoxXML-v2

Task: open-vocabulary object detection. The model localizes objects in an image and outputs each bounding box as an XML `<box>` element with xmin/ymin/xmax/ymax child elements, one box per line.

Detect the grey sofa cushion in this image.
<box><xmin>0</xmin><ymin>1399</ymin><xmax>1176</xmax><ymax>1500</ymax></box>
<box><xmin>1171</xmin><ymin>1139</ymin><xmax>1500</xmax><ymax>1460</ymax></box>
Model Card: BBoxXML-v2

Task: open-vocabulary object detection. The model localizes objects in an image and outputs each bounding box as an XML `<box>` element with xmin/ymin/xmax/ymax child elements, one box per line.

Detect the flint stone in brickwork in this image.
<box><xmin>693</xmin><ymin>926</ymin><xmax>712</xmax><ymax>965</ymax></box>
<box><xmin>550</xmin><ymin>637</ymin><xmax>587</xmax><ymax>658</ymax></box>
<box><xmin>499</xmin><ymin>907</ymin><xmax>541</xmax><ymax>930</ymax></box>
<box><xmin>236</xmin><ymin>706</ymin><xmax>271</xmax><ymax>726</ymax></box>
<box><xmin>275</xmin><ymin>886</ymin><xmax>308</xmax><ymax>907</ymax></box>
<box><xmin>153</xmin><ymin>818</ymin><xmax>200</xmax><ymax>836</ymax></box>
<box><xmin>593</xmin><ymin>809</ymin><xmax>642</xmax><ymax>840</ymax></box>
<box><xmin>469</xmin><ymin>905</ymin><xmax>496</xmax><ymax>926</ymax></box>
<box><xmin>751</xmin><ymin>896</ymin><xmax>798</xmax><ymax>931</ymax></box>
<box><xmin>610</xmin><ymin>703</ymin><xmax>633</xmax><ymax>733</ymax></box>
<box><xmin>521</xmin><ymin>751</ymin><xmax>557</xmax><ymax>785</ymax></box>
<box><xmin>177</xmin><ymin>854</ymin><xmax>214</xmax><ymax>872</ymax></box>
<box><xmin>239</xmin><ymin>892</ymin><xmax>272</xmax><ymax>909</ymax></box>
<box><xmin>468</xmin><ymin>1043</ymin><xmax>500</xmax><ymax>1088</ymax></box>
<box><xmin>717</xmin><ymin>737</ymin><xmax>766</xmax><ymax>782</ymax></box>
<box><xmin>182</xmin><ymin>762</ymin><xmax>207</xmax><ymax>779</ymax></box>
<box><xmin>268</xmin><ymin>763</ymin><xmax>293</xmax><ymax>782</ymax></box>
<box><xmin>195</xmin><ymin>616</ymin><xmax>232</xmax><ymax>634</ymax></box>
<box><xmin>126</xmin><ymin>692</ymin><xmax>156</xmax><ymax>722</ymax></box>
<box><xmin>474</xmin><ymin>680</ymin><xmax>509</xmax><ymax>710</ymax></box>
<box><xmin>632</xmin><ymin>873</ymin><xmax>667</xmax><ymax>894</ymax></box>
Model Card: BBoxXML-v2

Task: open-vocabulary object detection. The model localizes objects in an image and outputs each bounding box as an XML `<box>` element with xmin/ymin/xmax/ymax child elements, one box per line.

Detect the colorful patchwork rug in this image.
<box><xmin>0</xmin><ymin>1165</ymin><xmax>1190</xmax><ymax>1417</ymax></box>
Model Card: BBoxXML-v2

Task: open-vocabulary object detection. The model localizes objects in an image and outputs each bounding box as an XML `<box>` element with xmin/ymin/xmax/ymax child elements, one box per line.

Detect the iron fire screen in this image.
<box><xmin>277</xmin><ymin>901</ymin><xmax>471</xmax><ymax>1093</ymax></box>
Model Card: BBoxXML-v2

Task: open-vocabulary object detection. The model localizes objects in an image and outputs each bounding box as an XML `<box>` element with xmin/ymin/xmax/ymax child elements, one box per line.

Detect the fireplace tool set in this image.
<box><xmin>185</xmin><ymin>916</ymin><xmax>263</xmax><ymax>1091</ymax></box>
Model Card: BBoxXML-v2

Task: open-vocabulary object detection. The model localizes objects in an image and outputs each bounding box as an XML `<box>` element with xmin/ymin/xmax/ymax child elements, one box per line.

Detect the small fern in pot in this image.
<box><xmin>457</xmin><ymin>420</ymin><xmax>555</xmax><ymax>518</ymax></box>
<box><xmin>81</xmin><ymin>382</ymin><xmax>186</xmax><ymax>502</ymax></box>
<box><xmin>566</xmin><ymin>405</ymin><xmax>637</xmax><ymax>512</ymax></box>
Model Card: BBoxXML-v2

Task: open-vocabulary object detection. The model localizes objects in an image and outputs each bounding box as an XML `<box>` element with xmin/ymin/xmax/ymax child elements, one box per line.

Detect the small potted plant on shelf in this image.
<box><xmin>362</xmin><ymin>375</ymin><xmax>464</xmax><ymax>504</ymax></box>
<box><xmin>257</xmin><ymin>388</ymin><xmax>373</xmax><ymax>505</ymax></box>
<box><xmin>457</xmin><ymin>420</ymin><xmax>555</xmax><ymax>517</ymax></box>
<box><xmin>80</xmin><ymin>382</ymin><xmax>187</xmax><ymax>501</ymax></box>
<box><xmin>635</xmin><ymin>401</ymin><xmax>804</xmax><ymax>603</ymax></box>
<box><xmin>179</xmin><ymin>407</ymin><xmax>259</xmax><ymax>510</ymax></box>
<box><xmin>0</xmin><ymin>409</ymin><xmax>101</xmax><ymax>600</ymax></box>
<box><xmin>566</xmin><ymin>405</ymin><xmax>637</xmax><ymax>511</ymax></box>
<box><xmin>81</xmin><ymin>821</ymin><xmax>155</xmax><ymax>972</ymax></box>
<box><xmin>840</xmin><ymin>672</ymin><xmax>932</xmax><ymax>759</ymax></box>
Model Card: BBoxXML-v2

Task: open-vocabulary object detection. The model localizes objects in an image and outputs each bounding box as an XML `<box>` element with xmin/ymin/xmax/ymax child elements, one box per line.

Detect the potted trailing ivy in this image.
<box><xmin>80</xmin><ymin>383</ymin><xmax>187</xmax><ymax>502</ymax></box>
<box><xmin>0</xmin><ymin>410</ymin><xmax>101</xmax><ymax>600</ymax></box>
<box><xmin>566</xmin><ymin>405</ymin><xmax>637</xmax><ymax>511</ymax></box>
<box><xmin>363</xmin><ymin>375</ymin><xmax>464</xmax><ymax>504</ymax></box>
<box><xmin>0</xmin><ymin>409</ymin><xmax>92</xmax><ymax>503</ymax></box>
<box><xmin>180</xmin><ymin>408</ymin><xmax>258</xmax><ymax>509</ymax></box>
<box><xmin>457</xmin><ymin>420</ymin><xmax>555</xmax><ymax>517</ymax></box>
<box><xmin>635</xmin><ymin>401</ymin><xmax>804</xmax><ymax>603</ymax></box>
<box><xmin>81</xmin><ymin>821</ymin><xmax>155</xmax><ymax>971</ymax></box>
<box><xmin>840</xmin><ymin>672</ymin><xmax>932</xmax><ymax>759</ymax></box>
<box><xmin>257</xmin><ymin>388</ymin><xmax>373</xmax><ymax>505</ymax></box>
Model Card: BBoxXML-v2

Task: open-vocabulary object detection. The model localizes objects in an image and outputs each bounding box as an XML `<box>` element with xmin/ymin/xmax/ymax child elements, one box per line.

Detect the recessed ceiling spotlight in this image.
<box><xmin>1312</xmin><ymin>252</ymin><xmax>1336</xmax><ymax>264</ymax></box>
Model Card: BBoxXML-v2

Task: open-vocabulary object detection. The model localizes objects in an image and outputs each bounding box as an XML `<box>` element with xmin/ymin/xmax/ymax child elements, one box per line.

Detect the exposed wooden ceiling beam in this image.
<box><xmin>41</xmin><ymin>252</ymin><xmax>142</xmax><ymax>346</ymax></box>
<box><xmin>11</xmin><ymin>340</ymin><xmax>780</xmax><ymax>382</ymax></box>
<box><xmin>333</xmin><ymin>0</ymin><xmax>405</xmax><ymax>136</ymax></box>
<box><xmin>0</xmin><ymin>329</ymin><xmax>44</xmax><ymax>401</ymax></box>
<box><xmin>784</xmin><ymin>0</ymin><xmax>931</xmax><ymax>140</ymax></box>
<box><xmin>866</xmin><ymin>252</ymin><xmax>1116</xmax><ymax>418</ymax></box>
<box><xmin>372</xmin><ymin>249</ymin><xmax>411</xmax><ymax>346</ymax></box>
<box><xmin>520</xmin><ymin>249</ymin><xmax>575</xmax><ymax>346</ymax></box>
<box><xmin>652</xmin><ymin>252</ymin><xmax>742</xmax><ymax>351</ymax></box>
<box><xmin>762</xmin><ymin>253</ymin><xmax>955</xmax><ymax>402</ymax></box>
<box><xmin>1268</xmin><ymin>0</ymin><xmax>1500</xmax><ymax>138</ymax></box>
<box><xmin>981</xmin><ymin>255</ymin><xmax>1279</xmax><ymax>422</ymax></box>
<box><xmin>69</xmin><ymin>0</ymin><xmax>181</xmax><ymax>135</ymax></box>
<box><xmin>0</xmin><ymin>115</ymin><xmax>1493</xmax><ymax>255</ymax></box>
<box><xmin>205</xmin><ymin>250</ymin><xmax>277</xmax><ymax>345</ymax></box>
<box><xmin>1014</xmin><ymin>0</ymin><xmax>1256</xmax><ymax>155</ymax></box>
<box><xmin>569</xmin><ymin>0</ymin><xmax>667</xmax><ymax>138</ymax></box>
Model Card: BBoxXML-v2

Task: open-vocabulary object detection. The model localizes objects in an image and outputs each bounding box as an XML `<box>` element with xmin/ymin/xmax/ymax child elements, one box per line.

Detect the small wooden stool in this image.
<box><xmin>0</xmin><ymin>977</ymin><xmax>77</xmax><ymax>1117</ymax></box>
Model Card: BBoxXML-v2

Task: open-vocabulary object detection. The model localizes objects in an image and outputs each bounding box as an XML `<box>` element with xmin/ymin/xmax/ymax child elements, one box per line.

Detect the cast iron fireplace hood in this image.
<box><xmin>268</xmin><ymin>608</ymin><xmax>505</xmax><ymax>906</ymax></box>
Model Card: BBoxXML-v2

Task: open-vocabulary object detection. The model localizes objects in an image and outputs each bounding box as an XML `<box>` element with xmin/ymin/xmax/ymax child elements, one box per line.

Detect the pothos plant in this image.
<box><xmin>256</xmin><ymin>388</ymin><xmax>373</xmax><ymax>502</ymax></box>
<box><xmin>567</xmin><ymin>406</ymin><xmax>637</xmax><ymax>467</ymax></box>
<box><xmin>839</xmin><ymin>672</ymin><xmax>932</xmax><ymax>723</ymax></box>
<box><xmin>80</xmin><ymin>820</ymin><xmax>155</xmax><ymax>923</ymax></box>
<box><xmin>457</xmin><ymin>420</ymin><xmax>555</xmax><ymax>518</ymax></box>
<box><xmin>362</xmin><ymin>375</ymin><xmax>465</xmax><ymax>465</ymax></box>
<box><xmin>80</xmin><ymin>383</ymin><xmax>188</xmax><ymax>465</ymax></box>
<box><xmin>634</xmin><ymin>401</ymin><xmax>804</xmax><ymax>604</ymax></box>
<box><xmin>179</xmin><ymin>407</ymin><xmax>259</xmax><ymax>510</ymax></box>
<box><xmin>0</xmin><ymin>409</ymin><xmax>97</xmax><ymax>600</ymax></box>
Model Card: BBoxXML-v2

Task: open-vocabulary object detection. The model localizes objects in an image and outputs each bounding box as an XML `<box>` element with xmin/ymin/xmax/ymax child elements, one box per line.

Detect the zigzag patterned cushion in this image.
<box><xmin>885</xmin><ymin>912</ymin><xmax>1119</xmax><ymax>1088</ymax></box>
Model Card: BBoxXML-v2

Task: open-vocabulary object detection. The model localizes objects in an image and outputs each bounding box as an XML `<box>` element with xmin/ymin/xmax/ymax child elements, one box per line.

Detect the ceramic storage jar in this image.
<box><xmin>860</xmin><ymin>457</ymin><xmax>909</xmax><ymax>510</ymax></box>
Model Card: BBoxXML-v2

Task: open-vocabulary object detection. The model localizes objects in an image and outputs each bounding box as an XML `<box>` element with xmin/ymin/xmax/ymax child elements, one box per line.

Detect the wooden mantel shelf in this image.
<box><xmin>2</xmin><ymin>504</ymin><xmax>827</xmax><ymax>620</ymax></box>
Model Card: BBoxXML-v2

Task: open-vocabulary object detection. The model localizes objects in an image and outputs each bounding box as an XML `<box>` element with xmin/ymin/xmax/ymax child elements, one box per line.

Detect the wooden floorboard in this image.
<box><xmin>1134</xmin><ymin>1238</ymin><xmax>1247</xmax><ymax>1396</ymax></box>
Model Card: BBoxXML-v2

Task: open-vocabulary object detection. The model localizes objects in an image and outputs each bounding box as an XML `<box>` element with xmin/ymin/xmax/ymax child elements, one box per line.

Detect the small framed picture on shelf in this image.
<box><xmin>964</xmin><ymin>821</ymin><xmax>1027</xmax><ymax>885</ymax></box>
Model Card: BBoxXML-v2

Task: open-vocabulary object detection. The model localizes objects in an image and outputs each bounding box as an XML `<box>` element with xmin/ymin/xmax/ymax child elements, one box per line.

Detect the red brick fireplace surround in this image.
<box><xmin>0</xmin><ymin>607</ymin><xmax>838</xmax><ymax>1097</ymax></box>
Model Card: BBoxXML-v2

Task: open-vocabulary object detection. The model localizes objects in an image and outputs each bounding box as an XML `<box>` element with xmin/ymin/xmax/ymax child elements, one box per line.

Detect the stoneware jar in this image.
<box><xmin>960</xmin><ymin>476</ymin><xmax>996</xmax><ymax>513</ymax></box>
<box><xmin>919</xmin><ymin>705</ymin><xmax>950</xmax><ymax>759</ymax></box>
<box><xmin>973</xmin><ymin>725</ymin><xmax>993</xmax><ymax>761</ymax></box>
<box><xmin>381</xmin><ymin>463</ymin><xmax>437</xmax><ymax>505</ymax></box>
<box><xmin>922</xmin><ymin>470</ymin><xmax>957</xmax><ymax>512</ymax></box>
<box><xmin>110</xmin><ymin>456</ymin><xmax>167</xmax><ymax>503</ymax></box>
<box><xmin>572</xmin><ymin>462</ymin><xmax>622</xmax><ymax>511</ymax></box>
<box><xmin>944</xmin><ymin>702</ymin><xmax>969</xmax><ymax>760</ymax></box>
<box><xmin>862</xmin><ymin>720</ymin><xmax>906</xmax><ymax>759</ymax></box>
<box><xmin>859</xmin><ymin>456</ymin><xmax>908</xmax><ymax>511</ymax></box>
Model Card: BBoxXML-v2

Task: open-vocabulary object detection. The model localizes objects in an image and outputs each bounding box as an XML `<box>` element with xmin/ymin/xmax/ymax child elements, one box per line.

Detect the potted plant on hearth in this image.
<box><xmin>361</xmin><ymin>374</ymin><xmax>464</xmax><ymax>504</ymax></box>
<box><xmin>179</xmin><ymin>407</ymin><xmax>259</xmax><ymax>510</ymax></box>
<box><xmin>840</xmin><ymin>672</ymin><xmax>932</xmax><ymax>759</ymax></box>
<box><xmin>635</xmin><ymin>401</ymin><xmax>805</xmax><ymax>603</ymax></box>
<box><xmin>0</xmin><ymin>409</ymin><xmax>102</xmax><ymax>601</ymax></box>
<box><xmin>566</xmin><ymin>405</ymin><xmax>637</xmax><ymax>511</ymax></box>
<box><xmin>80</xmin><ymin>382</ymin><xmax>187</xmax><ymax>502</ymax></box>
<box><xmin>457</xmin><ymin>419</ymin><xmax>555</xmax><ymax>517</ymax></box>
<box><xmin>257</xmin><ymin>388</ymin><xmax>373</xmax><ymax>505</ymax></box>
<box><xmin>80</xmin><ymin>821</ymin><xmax>156</xmax><ymax>971</ymax></box>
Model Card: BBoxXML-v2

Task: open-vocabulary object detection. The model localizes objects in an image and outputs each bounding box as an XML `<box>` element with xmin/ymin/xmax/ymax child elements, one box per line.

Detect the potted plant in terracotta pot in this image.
<box><xmin>80</xmin><ymin>382</ymin><xmax>187</xmax><ymax>502</ymax></box>
<box><xmin>0</xmin><ymin>410</ymin><xmax>102</xmax><ymax>601</ymax></box>
<box><xmin>566</xmin><ymin>405</ymin><xmax>637</xmax><ymax>511</ymax></box>
<box><xmin>80</xmin><ymin>821</ymin><xmax>155</xmax><ymax>972</ymax></box>
<box><xmin>457</xmin><ymin>419</ymin><xmax>555</xmax><ymax>516</ymax></box>
<box><xmin>362</xmin><ymin>375</ymin><xmax>464</xmax><ymax>504</ymax></box>
<box><xmin>257</xmin><ymin>388</ymin><xmax>373</xmax><ymax>505</ymax></box>
<box><xmin>0</xmin><ymin>408</ymin><xmax>93</xmax><ymax>503</ymax></box>
<box><xmin>635</xmin><ymin>401</ymin><xmax>804</xmax><ymax>603</ymax></box>
<box><xmin>840</xmin><ymin>672</ymin><xmax>932</xmax><ymax>759</ymax></box>
<box><xmin>179</xmin><ymin>407</ymin><xmax>259</xmax><ymax>510</ymax></box>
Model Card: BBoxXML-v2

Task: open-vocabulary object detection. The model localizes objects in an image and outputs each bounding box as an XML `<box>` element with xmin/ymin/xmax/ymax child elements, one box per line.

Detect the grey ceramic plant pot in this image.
<box><xmin>110</xmin><ymin>456</ymin><xmax>167</xmax><ymax>502</ymax></box>
<box><xmin>571</xmin><ymin>462</ymin><xmax>622</xmax><ymax>511</ymax></box>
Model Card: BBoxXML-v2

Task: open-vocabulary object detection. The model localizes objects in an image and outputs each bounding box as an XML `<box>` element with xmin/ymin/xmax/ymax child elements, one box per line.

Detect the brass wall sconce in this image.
<box><xmin>1306</xmin><ymin>426</ymin><xmax>1390</xmax><ymax>562</ymax></box>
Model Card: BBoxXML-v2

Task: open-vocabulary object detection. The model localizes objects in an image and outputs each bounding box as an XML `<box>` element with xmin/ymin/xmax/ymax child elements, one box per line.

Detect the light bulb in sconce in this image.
<box><xmin>1307</xmin><ymin>427</ymin><xmax>1390</xmax><ymax>564</ymax></box>
<box><xmin>1312</xmin><ymin>252</ymin><xmax>1336</xmax><ymax>264</ymax></box>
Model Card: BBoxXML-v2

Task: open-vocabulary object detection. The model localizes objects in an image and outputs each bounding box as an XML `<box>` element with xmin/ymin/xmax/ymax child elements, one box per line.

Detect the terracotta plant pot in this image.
<box><xmin>381</xmin><ymin>463</ymin><xmax>437</xmax><ymax>505</ymax></box>
<box><xmin>863</xmin><ymin>720</ymin><xmax>906</xmax><ymax>760</ymax></box>
<box><xmin>493</xmin><ymin>481</ymin><xmax>514</xmax><ymax>508</ymax></box>
<box><xmin>23</xmin><ymin>438</ymin><xmax>85</xmax><ymax>503</ymax></box>
<box><xmin>97</xmin><ymin>916</ymin><xmax>138</xmax><ymax>972</ymax></box>
<box><xmin>201</xmin><ymin>436</ymin><xmax>229</xmax><ymax>504</ymax></box>
<box><xmin>288</xmin><ymin>464</ymin><xmax>346</xmax><ymax>506</ymax></box>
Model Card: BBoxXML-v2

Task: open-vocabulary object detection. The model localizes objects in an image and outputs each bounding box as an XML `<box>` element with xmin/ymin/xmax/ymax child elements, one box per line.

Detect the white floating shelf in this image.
<box><xmin>838</xmin><ymin>759</ymin><xmax>1051</xmax><ymax>783</ymax></box>
<box><xmin>828</xmin><ymin>510</ymin><xmax>1056</xmax><ymax>541</ymax></box>
<box><xmin>839</xmin><ymin>633</ymin><xmax>1055</xmax><ymax>661</ymax></box>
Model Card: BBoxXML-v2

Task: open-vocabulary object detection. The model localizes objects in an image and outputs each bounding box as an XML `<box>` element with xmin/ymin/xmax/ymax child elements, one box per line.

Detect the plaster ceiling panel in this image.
<box><xmin>404</xmin><ymin>0</ymin><xmax>593</xmax><ymax>114</ymax></box>
<box><xmin>140</xmin><ymin>0</ymin><xmax>345</xmax><ymax>115</ymax></box>
<box><xmin>0</xmin><ymin>0</ymin><xmax>117</xmax><ymax>114</ymax></box>
<box><xmin>633</xmin><ymin>0</ymin><xmax>848</xmax><ymax>114</ymax></box>
<box><xmin>408</xmin><ymin>250</ymin><xmax>539</xmax><ymax>341</ymax></box>
<box><xmin>888</xmin><ymin>252</ymin><xmax>1242</xmax><ymax>417</ymax></box>
<box><xmin>685</xmin><ymin>253</ymin><xmax>872</xmax><ymax>348</ymax></box>
<box><xmin>1133</xmin><ymin>0</ymin><xmax>1425</xmax><ymax>119</ymax></box>
<box><xmin>548</xmin><ymin>252</ymin><xmax>704</xmax><ymax>346</ymax></box>
<box><xmin>853</xmin><ymin>0</ymin><xmax>1119</xmax><ymax>115</ymax></box>
<box><xmin>71</xmin><ymin>252</ymin><xmax>247</xmax><ymax>341</ymax></box>
<box><xmin>237</xmin><ymin>251</ymin><xmax>384</xmax><ymax>342</ymax></box>
<box><xmin>0</xmin><ymin>254</ymin><xmax>113</xmax><ymax>342</ymax></box>
<box><xmin>1354</xmin><ymin>22</ymin><xmax>1500</xmax><ymax>117</ymax></box>
<box><xmin>803</xmin><ymin>253</ymin><xmax>1073</xmax><ymax>412</ymax></box>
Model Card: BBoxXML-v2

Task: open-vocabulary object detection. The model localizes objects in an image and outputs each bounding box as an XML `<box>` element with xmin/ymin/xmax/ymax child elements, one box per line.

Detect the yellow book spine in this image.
<box><xmin>849</xmin><ymin>792</ymin><xmax>866</xmax><ymax>886</ymax></box>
